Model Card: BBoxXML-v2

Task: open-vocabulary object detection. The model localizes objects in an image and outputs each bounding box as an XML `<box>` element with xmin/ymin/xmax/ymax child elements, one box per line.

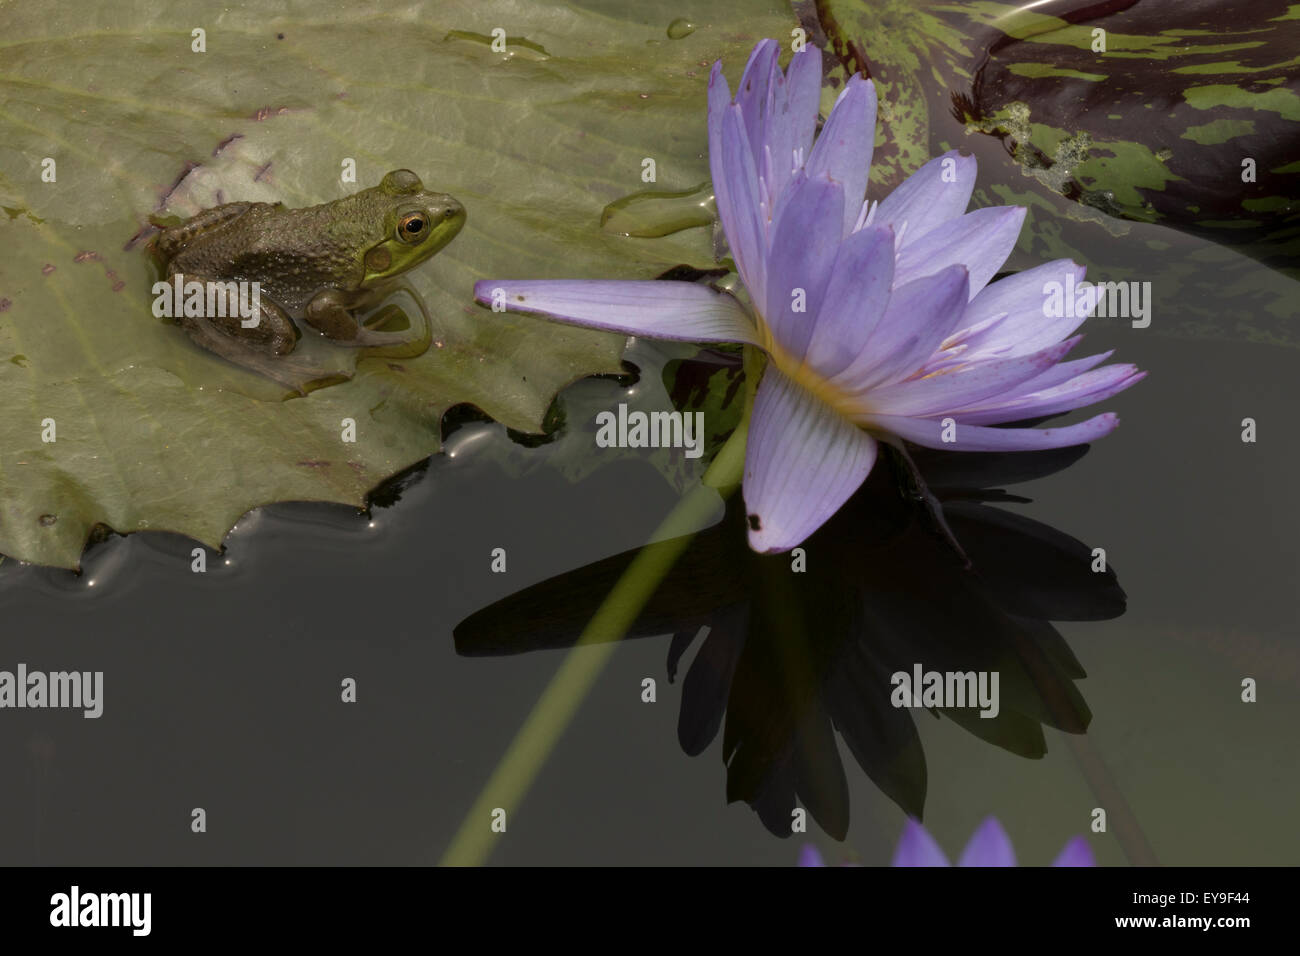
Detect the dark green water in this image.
<box><xmin>1</xmin><ymin>230</ymin><xmax>1297</xmax><ymax>865</ymax></box>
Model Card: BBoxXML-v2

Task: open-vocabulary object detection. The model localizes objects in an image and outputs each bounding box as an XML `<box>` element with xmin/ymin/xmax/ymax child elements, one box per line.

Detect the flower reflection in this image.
<box><xmin>455</xmin><ymin>374</ymin><xmax>1127</xmax><ymax>838</ymax></box>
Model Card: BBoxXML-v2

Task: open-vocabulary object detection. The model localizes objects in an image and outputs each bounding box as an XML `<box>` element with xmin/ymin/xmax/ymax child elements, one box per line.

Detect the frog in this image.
<box><xmin>152</xmin><ymin>169</ymin><xmax>465</xmax><ymax>387</ymax></box>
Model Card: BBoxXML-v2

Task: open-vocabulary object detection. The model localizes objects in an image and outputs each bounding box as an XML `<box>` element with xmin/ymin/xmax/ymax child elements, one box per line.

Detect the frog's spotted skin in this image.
<box><xmin>154</xmin><ymin>169</ymin><xmax>465</xmax><ymax>383</ymax></box>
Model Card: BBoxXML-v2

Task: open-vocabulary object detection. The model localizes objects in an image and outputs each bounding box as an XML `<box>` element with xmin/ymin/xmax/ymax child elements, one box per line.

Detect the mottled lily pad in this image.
<box><xmin>815</xmin><ymin>0</ymin><xmax>1300</xmax><ymax>343</ymax></box>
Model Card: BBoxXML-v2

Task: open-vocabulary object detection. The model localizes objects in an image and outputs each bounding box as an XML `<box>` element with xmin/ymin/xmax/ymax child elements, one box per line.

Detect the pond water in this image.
<box><xmin>2</xmin><ymin>0</ymin><xmax>1300</xmax><ymax>863</ymax></box>
<box><xmin>1</xmin><ymin>215</ymin><xmax>1296</xmax><ymax>866</ymax></box>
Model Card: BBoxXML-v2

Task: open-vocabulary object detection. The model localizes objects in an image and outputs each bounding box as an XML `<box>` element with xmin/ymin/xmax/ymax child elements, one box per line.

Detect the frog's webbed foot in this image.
<box><xmin>303</xmin><ymin>288</ymin><xmax>432</xmax><ymax>357</ymax></box>
<box><xmin>353</xmin><ymin>301</ymin><xmax>433</xmax><ymax>357</ymax></box>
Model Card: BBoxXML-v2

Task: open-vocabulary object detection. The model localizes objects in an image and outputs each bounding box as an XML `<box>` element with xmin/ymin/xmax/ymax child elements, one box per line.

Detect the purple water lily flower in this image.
<box><xmin>799</xmin><ymin>816</ymin><xmax>1095</xmax><ymax>866</ymax></box>
<box><xmin>475</xmin><ymin>39</ymin><xmax>1145</xmax><ymax>553</ymax></box>
<box><xmin>892</xmin><ymin>816</ymin><xmax>1095</xmax><ymax>867</ymax></box>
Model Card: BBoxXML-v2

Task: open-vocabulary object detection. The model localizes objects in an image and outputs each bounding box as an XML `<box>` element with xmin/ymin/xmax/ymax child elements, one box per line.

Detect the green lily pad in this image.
<box><xmin>0</xmin><ymin>0</ymin><xmax>796</xmax><ymax>568</ymax></box>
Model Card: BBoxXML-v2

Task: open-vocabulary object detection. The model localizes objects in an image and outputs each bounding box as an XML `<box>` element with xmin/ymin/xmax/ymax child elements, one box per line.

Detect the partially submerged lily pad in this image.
<box><xmin>815</xmin><ymin>0</ymin><xmax>1300</xmax><ymax>344</ymax></box>
<box><xmin>0</xmin><ymin>0</ymin><xmax>795</xmax><ymax>568</ymax></box>
<box><xmin>819</xmin><ymin>0</ymin><xmax>1300</xmax><ymax>260</ymax></box>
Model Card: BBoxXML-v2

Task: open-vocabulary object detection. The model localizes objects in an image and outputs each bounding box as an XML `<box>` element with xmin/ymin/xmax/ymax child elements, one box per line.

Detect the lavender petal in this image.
<box><xmin>859</xmin><ymin>411</ymin><xmax>1121</xmax><ymax>450</ymax></box>
<box><xmin>806</xmin><ymin>76</ymin><xmax>876</xmax><ymax>237</ymax></box>
<box><xmin>896</xmin><ymin>205</ymin><xmax>1027</xmax><ymax>300</ymax></box>
<box><xmin>1051</xmin><ymin>837</ymin><xmax>1097</xmax><ymax>867</ymax></box>
<box><xmin>834</xmin><ymin>265</ymin><xmax>970</xmax><ymax>391</ymax></box>
<box><xmin>719</xmin><ymin>104</ymin><xmax>772</xmax><ymax>305</ymax></box>
<box><xmin>864</xmin><ymin>335</ymin><xmax>1084</xmax><ymax>418</ymax></box>
<box><xmin>954</xmin><ymin>366</ymin><xmax>1147</xmax><ymax>425</ymax></box>
<box><xmin>472</xmin><ymin>279</ymin><xmax>758</xmax><ymax>344</ymax></box>
<box><xmin>763</xmin><ymin>173</ymin><xmax>845</xmax><ymax>358</ymax></box>
<box><xmin>891</xmin><ymin>819</ymin><xmax>952</xmax><ymax>867</ymax></box>
<box><xmin>797</xmin><ymin>845</ymin><xmax>826</xmax><ymax>867</ymax></box>
<box><xmin>874</xmin><ymin>149</ymin><xmax>976</xmax><ymax>246</ymax></box>
<box><xmin>782</xmin><ymin>45</ymin><xmax>824</xmax><ymax>175</ymax></box>
<box><xmin>743</xmin><ymin>366</ymin><xmax>879</xmax><ymax>553</ymax></box>
<box><xmin>958</xmin><ymin>817</ymin><xmax>1017</xmax><ymax>867</ymax></box>
<box><xmin>804</xmin><ymin>224</ymin><xmax>895</xmax><ymax>377</ymax></box>
<box><xmin>735</xmin><ymin>39</ymin><xmax>780</xmax><ymax>161</ymax></box>
<box><xmin>957</xmin><ymin>259</ymin><xmax>1090</xmax><ymax>358</ymax></box>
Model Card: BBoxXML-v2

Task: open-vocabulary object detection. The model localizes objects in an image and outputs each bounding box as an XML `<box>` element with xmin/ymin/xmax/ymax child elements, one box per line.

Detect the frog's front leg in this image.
<box><xmin>303</xmin><ymin>288</ymin><xmax>429</xmax><ymax>350</ymax></box>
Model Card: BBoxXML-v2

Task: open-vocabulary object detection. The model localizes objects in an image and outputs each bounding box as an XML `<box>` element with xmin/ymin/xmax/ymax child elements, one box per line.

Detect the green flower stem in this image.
<box><xmin>439</xmin><ymin>358</ymin><xmax>755</xmax><ymax>866</ymax></box>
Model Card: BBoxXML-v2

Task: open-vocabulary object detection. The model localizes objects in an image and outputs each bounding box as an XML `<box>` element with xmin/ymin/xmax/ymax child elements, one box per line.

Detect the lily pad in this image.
<box><xmin>819</xmin><ymin>0</ymin><xmax>1300</xmax><ymax>261</ymax></box>
<box><xmin>815</xmin><ymin>0</ymin><xmax>1300</xmax><ymax>345</ymax></box>
<box><xmin>0</xmin><ymin>0</ymin><xmax>796</xmax><ymax>568</ymax></box>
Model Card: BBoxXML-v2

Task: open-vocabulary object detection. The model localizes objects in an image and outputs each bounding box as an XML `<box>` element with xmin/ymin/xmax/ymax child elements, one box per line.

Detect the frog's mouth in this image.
<box><xmin>422</xmin><ymin>203</ymin><xmax>467</xmax><ymax>256</ymax></box>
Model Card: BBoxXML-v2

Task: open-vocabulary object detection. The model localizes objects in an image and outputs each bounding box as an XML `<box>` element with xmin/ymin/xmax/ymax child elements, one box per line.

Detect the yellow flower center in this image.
<box><xmin>755</xmin><ymin>316</ymin><xmax>867</xmax><ymax>421</ymax></box>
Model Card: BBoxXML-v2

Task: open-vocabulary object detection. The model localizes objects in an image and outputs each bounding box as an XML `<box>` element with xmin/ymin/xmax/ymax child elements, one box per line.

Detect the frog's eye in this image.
<box><xmin>397</xmin><ymin>213</ymin><xmax>428</xmax><ymax>244</ymax></box>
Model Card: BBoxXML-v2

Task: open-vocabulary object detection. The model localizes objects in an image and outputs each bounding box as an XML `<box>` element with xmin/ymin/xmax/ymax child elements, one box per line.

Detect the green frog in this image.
<box><xmin>153</xmin><ymin>169</ymin><xmax>465</xmax><ymax>385</ymax></box>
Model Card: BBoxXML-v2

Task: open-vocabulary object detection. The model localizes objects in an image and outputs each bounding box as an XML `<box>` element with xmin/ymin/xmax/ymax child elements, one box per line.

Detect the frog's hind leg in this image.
<box><xmin>179</xmin><ymin>317</ymin><xmax>349</xmax><ymax>394</ymax></box>
<box><xmin>177</xmin><ymin>296</ymin><xmax>346</xmax><ymax>394</ymax></box>
<box><xmin>180</xmin><ymin>290</ymin><xmax>299</xmax><ymax>355</ymax></box>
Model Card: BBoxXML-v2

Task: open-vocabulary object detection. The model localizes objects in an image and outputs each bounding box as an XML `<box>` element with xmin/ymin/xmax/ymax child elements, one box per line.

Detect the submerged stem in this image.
<box><xmin>439</xmin><ymin>385</ymin><xmax>751</xmax><ymax>866</ymax></box>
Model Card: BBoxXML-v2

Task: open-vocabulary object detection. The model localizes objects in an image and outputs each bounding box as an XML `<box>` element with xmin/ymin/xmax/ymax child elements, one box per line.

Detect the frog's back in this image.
<box><xmin>165</xmin><ymin>202</ymin><xmax>368</xmax><ymax>316</ymax></box>
<box><xmin>156</xmin><ymin>202</ymin><xmax>259</xmax><ymax>259</ymax></box>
